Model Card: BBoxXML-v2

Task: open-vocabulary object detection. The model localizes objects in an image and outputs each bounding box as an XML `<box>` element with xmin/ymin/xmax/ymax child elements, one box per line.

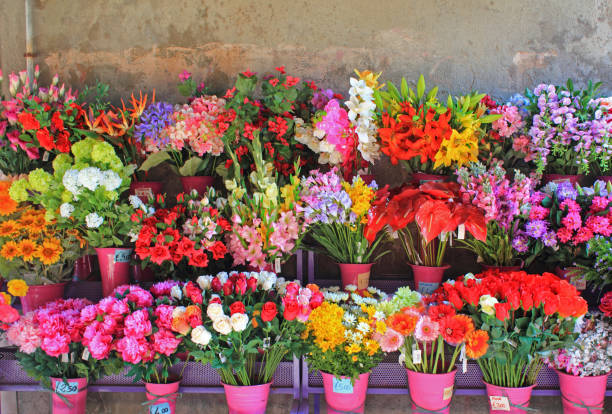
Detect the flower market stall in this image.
<box><xmin>0</xmin><ymin>64</ymin><xmax>611</xmax><ymax>414</ymax></box>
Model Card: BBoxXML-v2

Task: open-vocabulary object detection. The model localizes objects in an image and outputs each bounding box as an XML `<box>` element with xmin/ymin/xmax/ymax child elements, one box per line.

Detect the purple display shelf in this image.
<box><xmin>0</xmin><ymin>350</ymin><xmax>301</xmax><ymax>413</ymax></box>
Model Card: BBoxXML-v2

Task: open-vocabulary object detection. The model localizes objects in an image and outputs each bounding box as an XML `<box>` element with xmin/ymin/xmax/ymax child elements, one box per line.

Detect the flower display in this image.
<box><xmin>437</xmin><ymin>270</ymin><xmax>588</xmax><ymax>387</ymax></box>
<box><xmin>130</xmin><ymin>188</ymin><xmax>230</xmax><ymax>279</ymax></box>
<box><xmin>0</xmin><ymin>285</ymin><xmax>20</xmax><ymax>330</ymax></box>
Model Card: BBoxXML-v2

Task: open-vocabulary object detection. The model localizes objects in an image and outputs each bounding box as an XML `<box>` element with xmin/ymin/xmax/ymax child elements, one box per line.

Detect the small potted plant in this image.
<box><xmin>7</xmin><ymin>298</ymin><xmax>123</xmax><ymax>414</ymax></box>
<box><xmin>301</xmin><ymin>168</ymin><xmax>388</xmax><ymax>289</ymax></box>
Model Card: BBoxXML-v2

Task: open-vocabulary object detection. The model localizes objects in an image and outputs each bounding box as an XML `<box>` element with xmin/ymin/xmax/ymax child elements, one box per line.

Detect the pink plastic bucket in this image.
<box><xmin>338</xmin><ymin>263</ymin><xmax>373</xmax><ymax>290</ymax></box>
<box><xmin>322</xmin><ymin>371</ymin><xmax>369</xmax><ymax>414</ymax></box>
<box><xmin>95</xmin><ymin>248</ymin><xmax>133</xmax><ymax>297</ymax></box>
<box><xmin>410</xmin><ymin>264</ymin><xmax>450</xmax><ymax>294</ymax></box>
<box><xmin>21</xmin><ymin>283</ymin><xmax>66</xmax><ymax>313</ymax></box>
<box><xmin>557</xmin><ymin>370</ymin><xmax>609</xmax><ymax>414</ymax></box>
<box><xmin>180</xmin><ymin>176</ymin><xmax>214</xmax><ymax>195</ymax></box>
<box><xmin>223</xmin><ymin>382</ymin><xmax>271</xmax><ymax>414</ymax></box>
<box><xmin>481</xmin><ymin>264</ymin><xmax>522</xmax><ymax>272</ymax></box>
<box><xmin>145</xmin><ymin>380</ymin><xmax>180</xmax><ymax>414</ymax></box>
<box><xmin>129</xmin><ymin>181</ymin><xmax>163</xmax><ymax>203</ymax></box>
<box><xmin>50</xmin><ymin>377</ymin><xmax>87</xmax><ymax>414</ymax></box>
<box><xmin>485</xmin><ymin>381</ymin><xmax>535</xmax><ymax>414</ymax></box>
<box><xmin>406</xmin><ymin>369</ymin><xmax>456</xmax><ymax>414</ymax></box>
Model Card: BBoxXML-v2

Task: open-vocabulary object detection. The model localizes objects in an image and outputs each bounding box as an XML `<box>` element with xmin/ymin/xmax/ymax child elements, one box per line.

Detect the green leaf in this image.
<box><xmin>139</xmin><ymin>151</ymin><xmax>171</xmax><ymax>171</ymax></box>
<box><xmin>387</xmin><ymin>82</ymin><xmax>400</xmax><ymax>101</ymax></box>
<box><xmin>417</xmin><ymin>75</ymin><xmax>425</xmax><ymax>100</ymax></box>
<box><xmin>426</xmin><ymin>86</ymin><xmax>438</xmax><ymax>102</ymax></box>
<box><xmin>179</xmin><ymin>156</ymin><xmax>207</xmax><ymax>176</ymax></box>
<box><xmin>400</xmin><ymin>78</ymin><xmax>409</xmax><ymax>100</ymax></box>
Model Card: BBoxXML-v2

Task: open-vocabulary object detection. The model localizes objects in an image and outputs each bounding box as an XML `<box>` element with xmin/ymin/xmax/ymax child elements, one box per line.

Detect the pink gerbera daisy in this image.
<box><xmin>378</xmin><ymin>328</ymin><xmax>404</xmax><ymax>352</ymax></box>
<box><xmin>414</xmin><ymin>316</ymin><xmax>440</xmax><ymax>342</ymax></box>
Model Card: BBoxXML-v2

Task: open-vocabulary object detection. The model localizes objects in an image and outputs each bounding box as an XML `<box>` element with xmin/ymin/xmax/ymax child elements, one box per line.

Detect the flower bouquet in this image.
<box><xmin>10</xmin><ymin>138</ymin><xmax>137</xmax><ymax>295</ymax></box>
<box><xmin>166</xmin><ymin>271</ymin><xmax>321</xmax><ymax>414</ymax></box>
<box><xmin>365</xmin><ymin>181</ymin><xmax>486</xmax><ymax>293</ymax></box>
<box><xmin>294</xmin><ymin>70</ymin><xmax>381</xmax><ymax>179</ymax></box>
<box><xmin>301</xmin><ymin>168</ymin><xmax>388</xmax><ymax>289</ymax></box>
<box><xmin>131</xmin><ymin>188</ymin><xmax>231</xmax><ymax>280</ymax></box>
<box><xmin>0</xmin><ymin>282</ymin><xmax>20</xmax><ymax>330</ymax></box>
<box><xmin>302</xmin><ymin>289</ymin><xmax>387</xmax><ymax>413</ymax></box>
<box><xmin>438</xmin><ymin>270</ymin><xmax>588</xmax><ymax>412</ymax></box>
<box><xmin>373</xmin><ymin>74</ymin><xmax>499</xmax><ymax>176</ymax></box>
<box><xmin>7</xmin><ymin>298</ymin><xmax>123</xmax><ymax>414</ymax></box>
<box><xmin>456</xmin><ymin>160</ymin><xmax>533</xmax><ymax>268</ymax></box>
<box><xmin>224</xmin><ymin>134</ymin><xmax>307</xmax><ymax>271</ymax></box>
<box><xmin>0</xmin><ymin>67</ymin><xmax>85</xmax><ymax>174</ymax></box>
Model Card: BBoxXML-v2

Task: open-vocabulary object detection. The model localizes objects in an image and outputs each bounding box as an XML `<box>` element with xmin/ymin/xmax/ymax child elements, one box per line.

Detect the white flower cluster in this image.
<box><xmin>206</xmin><ymin>302</ymin><xmax>249</xmax><ymax>335</ymax></box>
<box><xmin>62</xmin><ymin>168</ymin><xmax>123</xmax><ymax>200</ymax></box>
<box><xmin>294</xmin><ymin>117</ymin><xmax>344</xmax><ymax>165</ymax></box>
<box><xmin>346</xmin><ymin>78</ymin><xmax>380</xmax><ymax>164</ymax></box>
<box><xmin>85</xmin><ymin>212</ymin><xmax>104</xmax><ymax>229</ymax></box>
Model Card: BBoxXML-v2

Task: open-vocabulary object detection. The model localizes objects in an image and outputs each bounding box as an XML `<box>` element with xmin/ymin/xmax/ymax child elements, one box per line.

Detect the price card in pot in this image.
<box><xmin>489</xmin><ymin>396</ymin><xmax>510</xmax><ymax>411</ymax></box>
<box><xmin>55</xmin><ymin>381</ymin><xmax>78</xmax><ymax>395</ymax></box>
<box><xmin>149</xmin><ymin>402</ymin><xmax>171</xmax><ymax>414</ymax></box>
<box><xmin>332</xmin><ymin>377</ymin><xmax>353</xmax><ymax>394</ymax></box>
<box><xmin>114</xmin><ymin>249</ymin><xmax>131</xmax><ymax>263</ymax></box>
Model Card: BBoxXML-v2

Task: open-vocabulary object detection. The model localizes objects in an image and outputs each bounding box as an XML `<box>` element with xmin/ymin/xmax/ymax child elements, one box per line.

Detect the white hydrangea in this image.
<box><xmin>62</xmin><ymin>169</ymin><xmax>81</xmax><ymax>195</ymax></box>
<box><xmin>77</xmin><ymin>167</ymin><xmax>102</xmax><ymax>191</ymax></box>
<box><xmin>100</xmin><ymin>170</ymin><xmax>122</xmax><ymax>191</ymax></box>
<box><xmin>59</xmin><ymin>203</ymin><xmax>74</xmax><ymax>218</ymax></box>
<box><xmin>128</xmin><ymin>195</ymin><xmax>146</xmax><ymax>210</ymax></box>
<box><xmin>85</xmin><ymin>212</ymin><xmax>104</xmax><ymax>228</ymax></box>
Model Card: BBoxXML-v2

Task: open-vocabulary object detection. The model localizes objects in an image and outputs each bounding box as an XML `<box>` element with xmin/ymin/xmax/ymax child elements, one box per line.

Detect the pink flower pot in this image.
<box><xmin>409</xmin><ymin>264</ymin><xmax>450</xmax><ymax>294</ymax></box>
<box><xmin>322</xmin><ymin>372</ymin><xmax>369</xmax><ymax>414</ymax></box>
<box><xmin>411</xmin><ymin>173</ymin><xmax>447</xmax><ymax>185</ymax></box>
<box><xmin>145</xmin><ymin>380</ymin><xmax>180</xmax><ymax>414</ymax></box>
<box><xmin>406</xmin><ymin>369</ymin><xmax>456</xmax><ymax>414</ymax></box>
<box><xmin>95</xmin><ymin>248</ymin><xmax>133</xmax><ymax>297</ymax></box>
<box><xmin>180</xmin><ymin>176</ymin><xmax>215</xmax><ymax>195</ymax></box>
<box><xmin>542</xmin><ymin>174</ymin><xmax>584</xmax><ymax>186</ymax></box>
<box><xmin>481</xmin><ymin>263</ymin><xmax>523</xmax><ymax>272</ymax></box>
<box><xmin>484</xmin><ymin>381</ymin><xmax>535</xmax><ymax>414</ymax></box>
<box><xmin>557</xmin><ymin>370</ymin><xmax>609</xmax><ymax>414</ymax></box>
<box><xmin>20</xmin><ymin>283</ymin><xmax>66</xmax><ymax>313</ymax></box>
<box><xmin>131</xmin><ymin>264</ymin><xmax>156</xmax><ymax>283</ymax></box>
<box><xmin>598</xmin><ymin>175</ymin><xmax>612</xmax><ymax>183</ymax></box>
<box><xmin>73</xmin><ymin>255</ymin><xmax>95</xmax><ymax>281</ymax></box>
<box><xmin>129</xmin><ymin>181</ymin><xmax>163</xmax><ymax>203</ymax></box>
<box><xmin>554</xmin><ymin>266</ymin><xmax>586</xmax><ymax>291</ymax></box>
<box><xmin>338</xmin><ymin>263</ymin><xmax>373</xmax><ymax>290</ymax></box>
<box><xmin>50</xmin><ymin>377</ymin><xmax>87</xmax><ymax>414</ymax></box>
<box><xmin>222</xmin><ymin>382</ymin><xmax>271</xmax><ymax>414</ymax></box>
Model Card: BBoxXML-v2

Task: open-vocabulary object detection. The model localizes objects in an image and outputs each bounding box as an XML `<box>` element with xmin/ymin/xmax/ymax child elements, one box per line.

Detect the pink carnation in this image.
<box><xmin>41</xmin><ymin>333</ymin><xmax>70</xmax><ymax>357</ymax></box>
<box><xmin>124</xmin><ymin>309</ymin><xmax>152</xmax><ymax>337</ymax></box>
<box><xmin>556</xmin><ymin>227</ymin><xmax>573</xmax><ymax>243</ymax></box>
<box><xmin>151</xmin><ymin>329</ymin><xmax>181</xmax><ymax>356</ymax></box>
<box><xmin>561</xmin><ymin>212</ymin><xmax>582</xmax><ymax>231</ymax></box>
<box><xmin>116</xmin><ymin>336</ymin><xmax>151</xmax><ymax>364</ymax></box>
<box><xmin>573</xmin><ymin>227</ymin><xmax>594</xmax><ymax>245</ymax></box>
<box><xmin>154</xmin><ymin>305</ymin><xmax>175</xmax><ymax>330</ymax></box>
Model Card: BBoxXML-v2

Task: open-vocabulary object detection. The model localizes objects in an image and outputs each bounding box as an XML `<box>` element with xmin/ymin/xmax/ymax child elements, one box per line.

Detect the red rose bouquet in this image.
<box><xmin>436</xmin><ymin>270</ymin><xmax>588</xmax><ymax>387</ymax></box>
<box><xmin>131</xmin><ymin>189</ymin><xmax>231</xmax><ymax>279</ymax></box>
<box><xmin>165</xmin><ymin>271</ymin><xmax>322</xmax><ymax>386</ymax></box>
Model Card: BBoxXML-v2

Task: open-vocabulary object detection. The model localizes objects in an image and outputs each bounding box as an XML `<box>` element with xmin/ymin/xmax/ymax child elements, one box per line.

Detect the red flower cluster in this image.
<box><xmin>600</xmin><ymin>291</ymin><xmax>612</xmax><ymax>318</ymax></box>
<box><xmin>132</xmin><ymin>192</ymin><xmax>230</xmax><ymax>274</ymax></box>
<box><xmin>281</xmin><ymin>282</ymin><xmax>324</xmax><ymax>321</ymax></box>
<box><xmin>438</xmin><ymin>270</ymin><xmax>588</xmax><ymax>320</ymax></box>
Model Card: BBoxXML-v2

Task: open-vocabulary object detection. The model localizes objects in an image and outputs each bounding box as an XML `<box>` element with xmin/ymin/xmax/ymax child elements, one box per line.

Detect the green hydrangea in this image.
<box><xmin>28</xmin><ymin>169</ymin><xmax>53</xmax><ymax>193</ymax></box>
<box><xmin>71</xmin><ymin>138</ymin><xmax>95</xmax><ymax>162</ymax></box>
<box><xmin>9</xmin><ymin>179</ymin><xmax>31</xmax><ymax>203</ymax></box>
<box><xmin>61</xmin><ymin>190</ymin><xmax>73</xmax><ymax>203</ymax></box>
<box><xmin>104</xmin><ymin>190</ymin><xmax>119</xmax><ymax>201</ymax></box>
<box><xmin>376</xmin><ymin>286</ymin><xmax>422</xmax><ymax>316</ymax></box>
<box><xmin>52</xmin><ymin>153</ymin><xmax>74</xmax><ymax>179</ymax></box>
<box><xmin>91</xmin><ymin>141</ymin><xmax>122</xmax><ymax>170</ymax></box>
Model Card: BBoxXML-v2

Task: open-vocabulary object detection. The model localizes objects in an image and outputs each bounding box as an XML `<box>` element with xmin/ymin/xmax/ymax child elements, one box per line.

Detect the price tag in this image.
<box><xmin>149</xmin><ymin>402</ymin><xmax>171</xmax><ymax>414</ymax></box>
<box><xmin>61</xmin><ymin>353</ymin><xmax>69</xmax><ymax>363</ymax></box>
<box><xmin>417</xmin><ymin>282</ymin><xmax>439</xmax><ymax>295</ymax></box>
<box><xmin>412</xmin><ymin>349</ymin><xmax>422</xmax><ymax>364</ymax></box>
<box><xmin>42</xmin><ymin>151</ymin><xmax>50</xmax><ymax>162</ymax></box>
<box><xmin>332</xmin><ymin>377</ymin><xmax>353</xmax><ymax>394</ymax></box>
<box><xmin>274</xmin><ymin>258</ymin><xmax>281</xmax><ymax>273</ymax></box>
<box><xmin>460</xmin><ymin>344</ymin><xmax>467</xmax><ymax>373</ymax></box>
<box><xmin>443</xmin><ymin>385</ymin><xmax>453</xmax><ymax>400</ymax></box>
<box><xmin>113</xmin><ymin>249</ymin><xmax>132</xmax><ymax>263</ymax></box>
<box><xmin>457</xmin><ymin>224</ymin><xmax>465</xmax><ymax>240</ymax></box>
<box><xmin>489</xmin><ymin>396</ymin><xmax>510</xmax><ymax>411</ymax></box>
<box><xmin>82</xmin><ymin>348</ymin><xmax>90</xmax><ymax>361</ymax></box>
<box><xmin>357</xmin><ymin>272</ymin><xmax>370</xmax><ymax>290</ymax></box>
<box><xmin>135</xmin><ymin>187</ymin><xmax>154</xmax><ymax>200</ymax></box>
<box><xmin>571</xmin><ymin>276</ymin><xmax>587</xmax><ymax>291</ymax></box>
<box><xmin>55</xmin><ymin>381</ymin><xmax>78</xmax><ymax>395</ymax></box>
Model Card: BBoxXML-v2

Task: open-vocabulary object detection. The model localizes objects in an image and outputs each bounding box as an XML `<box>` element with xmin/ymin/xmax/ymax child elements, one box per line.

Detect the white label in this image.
<box><xmin>357</xmin><ymin>272</ymin><xmax>370</xmax><ymax>290</ymax></box>
<box><xmin>113</xmin><ymin>249</ymin><xmax>131</xmax><ymax>263</ymax></box>
<box><xmin>274</xmin><ymin>258</ymin><xmax>281</xmax><ymax>273</ymax></box>
<box><xmin>443</xmin><ymin>385</ymin><xmax>453</xmax><ymax>400</ymax></box>
<box><xmin>460</xmin><ymin>344</ymin><xmax>467</xmax><ymax>373</ymax></box>
<box><xmin>489</xmin><ymin>396</ymin><xmax>510</xmax><ymax>411</ymax></box>
<box><xmin>42</xmin><ymin>151</ymin><xmax>50</xmax><ymax>162</ymax></box>
<box><xmin>417</xmin><ymin>281</ymin><xmax>439</xmax><ymax>295</ymax></box>
<box><xmin>82</xmin><ymin>348</ymin><xmax>90</xmax><ymax>361</ymax></box>
<box><xmin>61</xmin><ymin>353</ymin><xmax>69</xmax><ymax>363</ymax></box>
<box><xmin>135</xmin><ymin>187</ymin><xmax>154</xmax><ymax>200</ymax></box>
<box><xmin>457</xmin><ymin>224</ymin><xmax>465</xmax><ymax>240</ymax></box>
<box><xmin>332</xmin><ymin>377</ymin><xmax>353</xmax><ymax>394</ymax></box>
<box><xmin>412</xmin><ymin>349</ymin><xmax>422</xmax><ymax>364</ymax></box>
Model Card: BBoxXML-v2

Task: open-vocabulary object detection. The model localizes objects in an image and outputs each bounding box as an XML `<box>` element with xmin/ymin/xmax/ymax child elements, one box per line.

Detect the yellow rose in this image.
<box><xmin>7</xmin><ymin>279</ymin><xmax>28</xmax><ymax>297</ymax></box>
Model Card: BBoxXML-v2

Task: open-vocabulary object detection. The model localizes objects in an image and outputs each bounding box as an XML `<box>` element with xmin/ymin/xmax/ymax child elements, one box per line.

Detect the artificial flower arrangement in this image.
<box><xmin>515</xmin><ymin>181</ymin><xmax>612</xmax><ymax>278</ymax></box>
<box><xmin>294</xmin><ymin>70</ymin><xmax>381</xmax><ymax>179</ymax></box>
<box><xmin>7</xmin><ymin>298</ymin><xmax>123</xmax><ymax>390</ymax></box>
<box><xmin>130</xmin><ymin>188</ymin><xmax>231</xmax><ymax>280</ymax></box>
<box><xmin>437</xmin><ymin>270</ymin><xmax>588</xmax><ymax>388</ymax></box>
<box><xmin>0</xmin><ymin>67</ymin><xmax>85</xmax><ymax>174</ymax></box>
<box><xmin>0</xmin><ymin>281</ymin><xmax>21</xmax><ymax>330</ymax></box>
<box><xmin>216</xmin><ymin>67</ymin><xmax>319</xmax><ymax>184</ymax></box>
<box><xmin>9</xmin><ymin>138</ymin><xmax>136</xmax><ymax>248</ymax></box>
<box><xmin>223</xmin><ymin>134</ymin><xmax>307</xmax><ymax>271</ymax></box>
<box><xmin>372</xmin><ymin>74</ymin><xmax>500</xmax><ymax>175</ymax></box>
<box><xmin>137</xmin><ymin>83</ymin><xmax>233</xmax><ymax>178</ymax></box>
<box><xmin>165</xmin><ymin>271</ymin><xmax>322</xmax><ymax>388</ymax></box>
<box><xmin>521</xmin><ymin>80</ymin><xmax>609</xmax><ymax>175</ymax></box>
<box><xmin>456</xmin><ymin>160</ymin><xmax>533</xmax><ymax>267</ymax></box>
<box><xmin>301</xmin><ymin>168</ymin><xmax>388</xmax><ymax>265</ymax></box>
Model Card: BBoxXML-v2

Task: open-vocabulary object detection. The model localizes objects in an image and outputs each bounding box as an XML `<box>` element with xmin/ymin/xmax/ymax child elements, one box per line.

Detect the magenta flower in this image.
<box><xmin>179</xmin><ymin>70</ymin><xmax>192</xmax><ymax>82</ymax></box>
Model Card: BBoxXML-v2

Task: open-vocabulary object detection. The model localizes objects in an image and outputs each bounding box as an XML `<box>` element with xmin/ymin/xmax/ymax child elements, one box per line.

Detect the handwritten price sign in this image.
<box><xmin>113</xmin><ymin>249</ymin><xmax>132</xmax><ymax>263</ymax></box>
<box><xmin>332</xmin><ymin>377</ymin><xmax>354</xmax><ymax>394</ymax></box>
<box><xmin>489</xmin><ymin>396</ymin><xmax>510</xmax><ymax>411</ymax></box>
<box><xmin>149</xmin><ymin>402</ymin><xmax>171</xmax><ymax>414</ymax></box>
<box><xmin>55</xmin><ymin>381</ymin><xmax>78</xmax><ymax>395</ymax></box>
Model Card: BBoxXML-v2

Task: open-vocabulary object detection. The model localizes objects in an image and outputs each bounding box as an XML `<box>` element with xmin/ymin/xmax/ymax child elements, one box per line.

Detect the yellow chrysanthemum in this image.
<box><xmin>7</xmin><ymin>279</ymin><xmax>28</xmax><ymax>297</ymax></box>
<box><xmin>0</xmin><ymin>241</ymin><xmax>19</xmax><ymax>260</ymax></box>
<box><xmin>345</xmin><ymin>343</ymin><xmax>361</xmax><ymax>354</ymax></box>
<box><xmin>17</xmin><ymin>239</ymin><xmax>38</xmax><ymax>262</ymax></box>
<box><xmin>375</xmin><ymin>320</ymin><xmax>387</xmax><ymax>335</ymax></box>
<box><xmin>360</xmin><ymin>304</ymin><xmax>377</xmax><ymax>319</ymax></box>
<box><xmin>35</xmin><ymin>239</ymin><xmax>63</xmax><ymax>265</ymax></box>
<box><xmin>364</xmin><ymin>339</ymin><xmax>380</xmax><ymax>356</ymax></box>
<box><xmin>306</xmin><ymin>302</ymin><xmax>346</xmax><ymax>352</ymax></box>
<box><xmin>0</xmin><ymin>220</ymin><xmax>20</xmax><ymax>237</ymax></box>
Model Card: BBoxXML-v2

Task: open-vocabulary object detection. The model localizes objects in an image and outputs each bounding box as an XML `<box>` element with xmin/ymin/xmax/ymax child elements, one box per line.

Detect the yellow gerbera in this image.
<box><xmin>17</xmin><ymin>239</ymin><xmax>38</xmax><ymax>262</ymax></box>
<box><xmin>0</xmin><ymin>241</ymin><xmax>19</xmax><ymax>260</ymax></box>
<box><xmin>36</xmin><ymin>240</ymin><xmax>63</xmax><ymax>265</ymax></box>
<box><xmin>7</xmin><ymin>279</ymin><xmax>29</xmax><ymax>297</ymax></box>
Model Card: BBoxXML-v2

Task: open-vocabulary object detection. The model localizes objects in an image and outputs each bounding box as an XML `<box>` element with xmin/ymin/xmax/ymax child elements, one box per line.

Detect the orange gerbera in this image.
<box><xmin>0</xmin><ymin>220</ymin><xmax>19</xmax><ymax>237</ymax></box>
<box><xmin>440</xmin><ymin>314</ymin><xmax>475</xmax><ymax>345</ymax></box>
<box><xmin>386</xmin><ymin>312</ymin><xmax>419</xmax><ymax>336</ymax></box>
<box><xmin>0</xmin><ymin>194</ymin><xmax>17</xmax><ymax>216</ymax></box>
<box><xmin>0</xmin><ymin>241</ymin><xmax>19</xmax><ymax>260</ymax></box>
<box><xmin>27</xmin><ymin>215</ymin><xmax>48</xmax><ymax>234</ymax></box>
<box><xmin>35</xmin><ymin>240</ymin><xmax>63</xmax><ymax>265</ymax></box>
<box><xmin>465</xmin><ymin>330</ymin><xmax>489</xmax><ymax>359</ymax></box>
<box><xmin>17</xmin><ymin>239</ymin><xmax>37</xmax><ymax>261</ymax></box>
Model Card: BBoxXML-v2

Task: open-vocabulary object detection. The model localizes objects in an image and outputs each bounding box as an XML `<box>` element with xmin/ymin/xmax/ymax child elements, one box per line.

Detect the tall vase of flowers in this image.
<box><xmin>301</xmin><ymin>168</ymin><xmax>388</xmax><ymax>289</ymax></box>
<box><xmin>438</xmin><ymin>270</ymin><xmax>588</xmax><ymax>414</ymax></box>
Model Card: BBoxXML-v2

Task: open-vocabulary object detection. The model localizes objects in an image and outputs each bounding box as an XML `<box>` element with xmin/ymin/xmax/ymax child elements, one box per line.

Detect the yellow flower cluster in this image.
<box><xmin>305</xmin><ymin>302</ymin><xmax>346</xmax><ymax>352</ymax></box>
<box><xmin>342</xmin><ymin>177</ymin><xmax>375</xmax><ymax>221</ymax></box>
<box><xmin>434</xmin><ymin>127</ymin><xmax>480</xmax><ymax>169</ymax></box>
<box><xmin>7</xmin><ymin>279</ymin><xmax>28</xmax><ymax>297</ymax></box>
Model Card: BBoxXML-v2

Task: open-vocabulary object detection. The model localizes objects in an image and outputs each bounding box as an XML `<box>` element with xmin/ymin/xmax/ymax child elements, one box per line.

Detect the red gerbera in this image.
<box><xmin>427</xmin><ymin>304</ymin><xmax>456</xmax><ymax>321</ymax></box>
<box><xmin>440</xmin><ymin>314</ymin><xmax>474</xmax><ymax>345</ymax></box>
